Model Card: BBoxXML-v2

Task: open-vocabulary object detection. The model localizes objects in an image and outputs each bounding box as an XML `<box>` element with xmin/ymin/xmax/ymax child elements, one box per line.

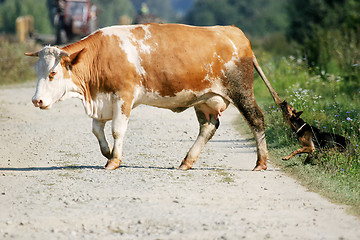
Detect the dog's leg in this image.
<box><xmin>282</xmin><ymin>146</ymin><xmax>315</xmax><ymax>160</ymax></box>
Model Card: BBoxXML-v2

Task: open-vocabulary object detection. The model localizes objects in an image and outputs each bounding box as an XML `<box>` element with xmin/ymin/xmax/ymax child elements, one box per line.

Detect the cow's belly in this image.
<box><xmin>136</xmin><ymin>89</ymin><xmax>230</xmax><ymax>115</ymax></box>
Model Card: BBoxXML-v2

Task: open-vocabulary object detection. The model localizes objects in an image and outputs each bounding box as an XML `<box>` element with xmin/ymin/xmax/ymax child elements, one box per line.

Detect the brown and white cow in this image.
<box><xmin>26</xmin><ymin>23</ymin><xmax>282</xmax><ymax>171</ymax></box>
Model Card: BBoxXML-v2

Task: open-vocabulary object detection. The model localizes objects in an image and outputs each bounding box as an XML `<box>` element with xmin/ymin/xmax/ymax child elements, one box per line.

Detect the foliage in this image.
<box><xmin>0</xmin><ymin>0</ymin><xmax>53</xmax><ymax>34</ymax></box>
<box><xmin>171</xmin><ymin>0</ymin><xmax>194</xmax><ymax>16</ymax></box>
<box><xmin>92</xmin><ymin>0</ymin><xmax>135</xmax><ymax>27</ymax></box>
<box><xmin>185</xmin><ymin>0</ymin><xmax>288</xmax><ymax>37</ymax></box>
<box><xmin>253</xmin><ymin>52</ymin><xmax>360</xmax><ymax>215</ymax></box>
<box><xmin>0</xmin><ymin>37</ymin><xmax>37</xmax><ymax>85</ymax></box>
<box><xmin>131</xmin><ymin>0</ymin><xmax>176</xmax><ymax>22</ymax></box>
<box><xmin>286</xmin><ymin>0</ymin><xmax>360</xmax><ymax>81</ymax></box>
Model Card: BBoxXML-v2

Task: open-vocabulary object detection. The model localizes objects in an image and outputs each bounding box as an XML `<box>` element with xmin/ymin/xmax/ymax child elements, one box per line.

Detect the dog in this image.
<box><xmin>280</xmin><ymin>100</ymin><xmax>353</xmax><ymax>162</ymax></box>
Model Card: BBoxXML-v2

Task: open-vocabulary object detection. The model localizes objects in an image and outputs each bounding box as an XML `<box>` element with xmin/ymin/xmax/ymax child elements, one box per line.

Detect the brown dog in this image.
<box><xmin>280</xmin><ymin>101</ymin><xmax>353</xmax><ymax>162</ymax></box>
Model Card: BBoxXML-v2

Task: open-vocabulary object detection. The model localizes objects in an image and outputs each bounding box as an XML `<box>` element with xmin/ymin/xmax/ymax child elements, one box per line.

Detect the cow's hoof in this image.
<box><xmin>104</xmin><ymin>159</ymin><xmax>121</xmax><ymax>170</ymax></box>
<box><xmin>252</xmin><ymin>164</ymin><xmax>267</xmax><ymax>171</ymax></box>
<box><xmin>178</xmin><ymin>161</ymin><xmax>193</xmax><ymax>170</ymax></box>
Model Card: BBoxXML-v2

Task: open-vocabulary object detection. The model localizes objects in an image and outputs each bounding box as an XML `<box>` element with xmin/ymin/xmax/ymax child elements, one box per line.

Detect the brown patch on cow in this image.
<box><xmin>61</xmin><ymin>31</ymin><xmax>141</xmax><ymax>105</ymax></box>
<box><xmin>131</xmin><ymin>25</ymin><xmax>147</xmax><ymax>40</ymax></box>
<box><xmin>130</xmin><ymin>24</ymin><xmax>238</xmax><ymax>97</ymax></box>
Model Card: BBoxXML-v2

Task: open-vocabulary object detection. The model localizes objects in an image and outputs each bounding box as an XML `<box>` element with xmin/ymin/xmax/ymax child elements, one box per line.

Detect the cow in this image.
<box><xmin>25</xmin><ymin>23</ymin><xmax>282</xmax><ymax>171</ymax></box>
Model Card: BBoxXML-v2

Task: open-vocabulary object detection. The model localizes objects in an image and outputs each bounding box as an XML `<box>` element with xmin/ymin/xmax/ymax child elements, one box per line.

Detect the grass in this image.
<box><xmin>215</xmin><ymin>169</ymin><xmax>235</xmax><ymax>184</ymax></box>
<box><xmin>252</xmin><ymin>52</ymin><xmax>360</xmax><ymax>216</ymax></box>
<box><xmin>0</xmin><ymin>37</ymin><xmax>37</xmax><ymax>86</ymax></box>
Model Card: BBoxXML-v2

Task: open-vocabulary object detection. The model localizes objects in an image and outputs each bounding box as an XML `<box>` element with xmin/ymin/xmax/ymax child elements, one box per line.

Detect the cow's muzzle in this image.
<box><xmin>32</xmin><ymin>98</ymin><xmax>49</xmax><ymax>109</ymax></box>
<box><xmin>32</xmin><ymin>98</ymin><xmax>42</xmax><ymax>107</ymax></box>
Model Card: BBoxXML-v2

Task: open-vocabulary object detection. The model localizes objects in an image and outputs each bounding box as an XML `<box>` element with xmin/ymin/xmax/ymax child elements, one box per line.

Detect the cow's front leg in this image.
<box><xmin>92</xmin><ymin>119</ymin><xmax>112</xmax><ymax>159</ymax></box>
<box><xmin>179</xmin><ymin>107</ymin><xmax>219</xmax><ymax>170</ymax></box>
<box><xmin>105</xmin><ymin>99</ymin><xmax>130</xmax><ymax>170</ymax></box>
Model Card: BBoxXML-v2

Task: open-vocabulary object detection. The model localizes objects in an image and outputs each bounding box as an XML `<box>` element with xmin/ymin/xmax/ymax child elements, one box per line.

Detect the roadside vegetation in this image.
<box><xmin>0</xmin><ymin>37</ymin><xmax>37</xmax><ymax>86</ymax></box>
<box><xmin>251</xmin><ymin>52</ymin><xmax>360</xmax><ymax>216</ymax></box>
<box><xmin>247</xmin><ymin>0</ymin><xmax>360</xmax><ymax>216</ymax></box>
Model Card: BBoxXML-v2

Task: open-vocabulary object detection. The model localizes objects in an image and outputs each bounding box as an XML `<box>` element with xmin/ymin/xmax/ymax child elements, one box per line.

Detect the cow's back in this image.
<box><xmin>65</xmin><ymin>24</ymin><xmax>251</xmax><ymax>97</ymax></box>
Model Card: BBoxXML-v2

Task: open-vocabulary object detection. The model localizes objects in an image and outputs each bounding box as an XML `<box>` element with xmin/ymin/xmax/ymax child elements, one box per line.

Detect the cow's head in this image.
<box><xmin>25</xmin><ymin>46</ymin><xmax>83</xmax><ymax>110</ymax></box>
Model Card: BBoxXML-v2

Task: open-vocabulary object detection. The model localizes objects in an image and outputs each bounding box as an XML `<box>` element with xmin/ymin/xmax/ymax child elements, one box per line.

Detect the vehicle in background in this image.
<box><xmin>54</xmin><ymin>0</ymin><xmax>97</xmax><ymax>44</ymax></box>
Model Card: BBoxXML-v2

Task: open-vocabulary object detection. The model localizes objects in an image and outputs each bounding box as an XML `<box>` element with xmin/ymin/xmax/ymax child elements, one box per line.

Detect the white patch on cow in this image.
<box><xmin>203</xmin><ymin>62</ymin><xmax>214</xmax><ymax>81</ymax></box>
<box><xmin>111</xmin><ymin>98</ymin><xmax>129</xmax><ymax>159</ymax></box>
<box><xmin>228</xmin><ymin>39</ymin><xmax>238</xmax><ymax>53</ymax></box>
<box><xmin>224</xmin><ymin>59</ymin><xmax>236</xmax><ymax>71</ymax></box>
<box><xmin>223</xmin><ymin>38</ymin><xmax>240</xmax><ymax>71</ymax></box>
<box><xmin>131</xmin><ymin>85</ymin><xmax>146</xmax><ymax>109</ymax></box>
<box><xmin>135</xmin><ymin>88</ymin><xmax>199</xmax><ymax>110</ymax></box>
<box><xmin>138</xmin><ymin>25</ymin><xmax>152</xmax><ymax>53</ymax></box>
<box><xmin>101</xmin><ymin>25</ymin><xmax>153</xmax><ymax>77</ymax></box>
<box><xmin>203</xmin><ymin>52</ymin><xmax>227</xmax><ymax>84</ymax></box>
<box><xmin>82</xmin><ymin>92</ymin><xmax>114</xmax><ymax>120</ymax></box>
<box><xmin>134</xmin><ymin>86</ymin><xmax>230</xmax><ymax>113</ymax></box>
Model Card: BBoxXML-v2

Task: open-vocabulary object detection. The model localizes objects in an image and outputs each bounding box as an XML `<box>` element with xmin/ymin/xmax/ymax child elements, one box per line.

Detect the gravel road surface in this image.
<box><xmin>1</xmin><ymin>86</ymin><xmax>359</xmax><ymax>239</ymax></box>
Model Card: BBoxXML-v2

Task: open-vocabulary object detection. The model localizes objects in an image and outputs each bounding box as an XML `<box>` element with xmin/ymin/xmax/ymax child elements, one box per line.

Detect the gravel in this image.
<box><xmin>0</xmin><ymin>86</ymin><xmax>359</xmax><ymax>239</ymax></box>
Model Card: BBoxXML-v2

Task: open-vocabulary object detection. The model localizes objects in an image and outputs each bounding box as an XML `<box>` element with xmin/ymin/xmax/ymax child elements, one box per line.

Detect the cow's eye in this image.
<box><xmin>49</xmin><ymin>71</ymin><xmax>57</xmax><ymax>81</ymax></box>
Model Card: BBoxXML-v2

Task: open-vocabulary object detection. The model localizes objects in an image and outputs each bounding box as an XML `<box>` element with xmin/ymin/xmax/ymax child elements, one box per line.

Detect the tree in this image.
<box><xmin>185</xmin><ymin>0</ymin><xmax>287</xmax><ymax>37</ymax></box>
<box><xmin>0</xmin><ymin>0</ymin><xmax>52</xmax><ymax>34</ymax></box>
<box><xmin>287</xmin><ymin>0</ymin><xmax>360</xmax><ymax>80</ymax></box>
<box><xmin>171</xmin><ymin>0</ymin><xmax>194</xmax><ymax>15</ymax></box>
<box><xmin>92</xmin><ymin>0</ymin><xmax>135</xmax><ymax>27</ymax></box>
<box><xmin>131</xmin><ymin>0</ymin><xmax>175</xmax><ymax>22</ymax></box>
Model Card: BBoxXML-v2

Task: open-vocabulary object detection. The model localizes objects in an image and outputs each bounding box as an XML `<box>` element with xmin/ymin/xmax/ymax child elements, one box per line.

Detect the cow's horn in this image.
<box><xmin>59</xmin><ymin>50</ymin><xmax>70</xmax><ymax>58</ymax></box>
<box><xmin>24</xmin><ymin>51</ymin><xmax>39</xmax><ymax>57</ymax></box>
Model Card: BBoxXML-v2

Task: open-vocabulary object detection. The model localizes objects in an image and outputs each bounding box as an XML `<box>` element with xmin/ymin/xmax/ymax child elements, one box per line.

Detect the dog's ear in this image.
<box><xmin>295</xmin><ymin>111</ymin><xmax>303</xmax><ymax>119</ymax></box>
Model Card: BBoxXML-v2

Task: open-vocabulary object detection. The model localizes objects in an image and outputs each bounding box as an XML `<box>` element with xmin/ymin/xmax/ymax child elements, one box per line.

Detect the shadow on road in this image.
<box><xmin>0</xmin><ymin>164</ymin><xmax>278</xmax><ymax>172</ymax></box>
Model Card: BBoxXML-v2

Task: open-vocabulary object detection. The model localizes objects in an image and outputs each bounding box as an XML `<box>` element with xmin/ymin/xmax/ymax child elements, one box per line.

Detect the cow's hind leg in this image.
<box><xmin>233</xmin><ymin>96</ymin><xmax>268</xmax><ymax>171</ymax></box>
<box><xmin>179</xmin><ymin>107</ymin><xmax>220</xmax><ymax>170</ymax></box>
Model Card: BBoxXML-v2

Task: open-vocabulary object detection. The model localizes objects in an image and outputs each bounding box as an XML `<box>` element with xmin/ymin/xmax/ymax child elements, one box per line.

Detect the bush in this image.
<box><xmin>0</xmin><ymin>0</ymin><xmax>52</xmax><ymax>34</ymax></box>
<box><xmin>253</xmin><ymin>52</ymin><xmax>360</xmax><ymax>215</ymax></box>
<box><xmin>0</xmin><ymin>37</ymin><xmax>37</xmax><ymax>85</ymax></box>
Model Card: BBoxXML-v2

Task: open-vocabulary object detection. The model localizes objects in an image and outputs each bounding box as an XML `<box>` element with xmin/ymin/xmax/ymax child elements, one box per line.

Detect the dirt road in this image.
<box><xmin>0</xmin><ymin>86</ymin><xmax>359</xmax><ymax>239</ymax></box>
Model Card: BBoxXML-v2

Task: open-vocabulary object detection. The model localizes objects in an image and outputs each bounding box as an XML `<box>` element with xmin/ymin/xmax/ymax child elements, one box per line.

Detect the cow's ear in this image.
<box><xmin>69</xmin><ymin>48</ymin><xmax>87</xmax><ymax>66</ymax></box>
<box><xmin>62</xmin><ymin>48</ymin><xmax>86</xmax><ymax>68</ymax></box>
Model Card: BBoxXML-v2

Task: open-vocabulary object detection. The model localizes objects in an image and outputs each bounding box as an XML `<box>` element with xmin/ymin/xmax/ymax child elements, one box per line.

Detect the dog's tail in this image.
<box><xmin>253</xmin><ymin>53</ymin><xmax>283</xmax><ymax>106</ymax></box>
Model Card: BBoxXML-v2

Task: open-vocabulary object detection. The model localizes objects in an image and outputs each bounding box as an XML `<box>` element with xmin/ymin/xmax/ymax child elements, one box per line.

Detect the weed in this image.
<box><xmin>0</xmin><ymin>37</ymin><xmax>37</xmax><ymax>85</ymax></box>
<box><xmin>215</xmin><ymin>169</ymin><xmax>235</xmax><ymax>184</ymax></box>
<box><xmin>252</xmin><ymin>52</ymin><xmax>360</xmax><ymax>216</ymax></box>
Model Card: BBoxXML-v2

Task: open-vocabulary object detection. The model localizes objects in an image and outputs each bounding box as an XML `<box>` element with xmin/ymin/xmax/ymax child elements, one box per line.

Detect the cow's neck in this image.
<box><xmin>69</xmin><ymin>60</ymin><xmax>112</xmax><ymax>119</ymax></box>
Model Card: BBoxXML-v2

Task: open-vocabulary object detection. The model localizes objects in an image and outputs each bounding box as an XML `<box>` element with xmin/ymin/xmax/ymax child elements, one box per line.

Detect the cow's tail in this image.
<box><xmin>252</xmin><ymin>53</ymin><xmax>283</xmax><ymax>106</ymax></box>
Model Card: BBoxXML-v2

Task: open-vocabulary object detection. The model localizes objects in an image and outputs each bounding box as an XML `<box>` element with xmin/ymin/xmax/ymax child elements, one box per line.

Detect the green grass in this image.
<box><xmin>216</xmin><ymin>169</ymin><xmax>235</xmax><ymax>183</ymax></box>
<box><xmin>252</xmin><ymin>52</ymin><xmax>360</xmax><ymax>216</ymax></box>
<box><xmin>0</xmin><ymin>37</ymin><xmax>37</xmax><ymax>86</ymax></box>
